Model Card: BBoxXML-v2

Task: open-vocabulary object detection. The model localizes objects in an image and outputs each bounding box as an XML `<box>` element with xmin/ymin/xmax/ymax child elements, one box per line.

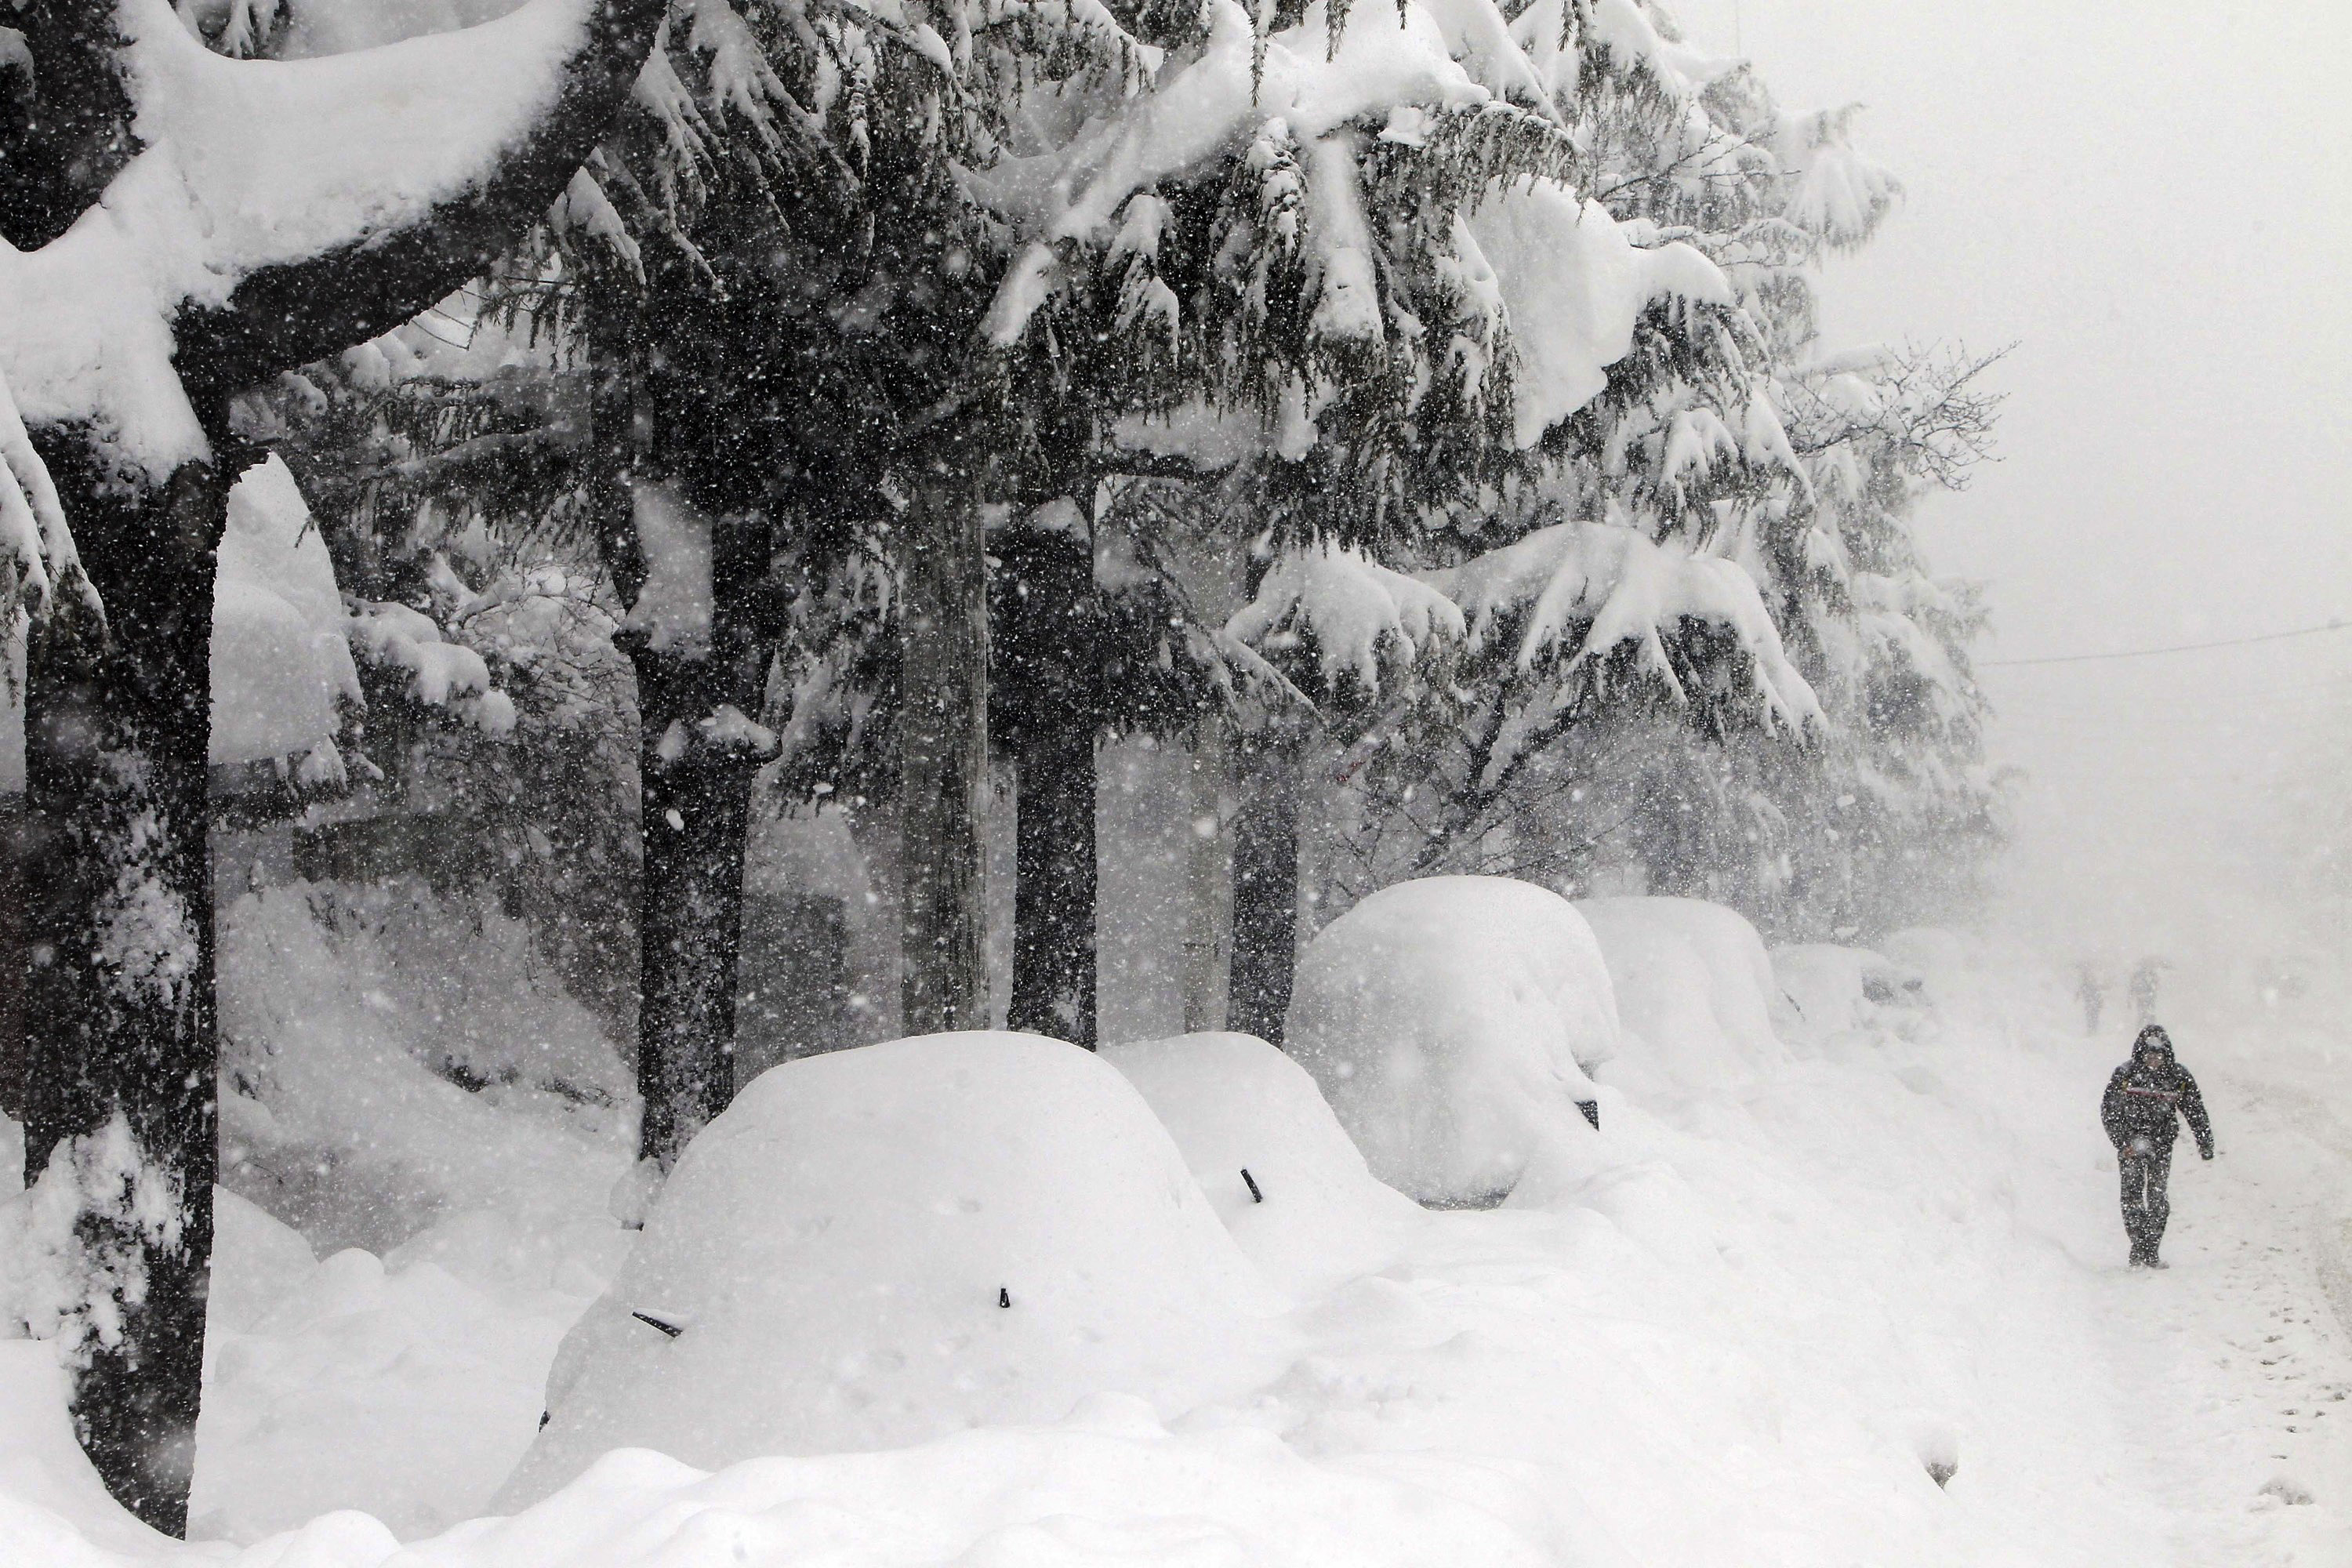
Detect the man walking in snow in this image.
<box><xmin>2100</xmin><ymin>1025</ymin><xmax>2215</xmax><ymax>1269</ymax></box>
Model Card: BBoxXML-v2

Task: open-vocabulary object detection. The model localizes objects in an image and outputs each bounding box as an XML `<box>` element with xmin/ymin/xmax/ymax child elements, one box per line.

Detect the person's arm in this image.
<box><xmin>2176</xmin><ymin>1069</ymin><xmax>2216</xmax><ymax>1159</ymax></box>
<box><xmin>2101</xmin><ymin>1071</ymin><xmax>2131</xmax><ymax>1148</ymax></box>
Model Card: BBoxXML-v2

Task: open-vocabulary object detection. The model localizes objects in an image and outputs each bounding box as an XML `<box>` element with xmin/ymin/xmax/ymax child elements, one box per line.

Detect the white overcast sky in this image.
<box><xmin>1670</xmin><ymin>0</ymin><xmax>2352</xmax><ymax>964</ymax></box>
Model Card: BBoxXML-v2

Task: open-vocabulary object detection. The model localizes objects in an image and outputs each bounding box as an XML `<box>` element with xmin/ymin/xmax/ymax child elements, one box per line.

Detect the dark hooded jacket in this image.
<box><xmin>2101</xmin><ymin>1026</ymin><xmax>2214</xmax><ymax>1157</ymax></box>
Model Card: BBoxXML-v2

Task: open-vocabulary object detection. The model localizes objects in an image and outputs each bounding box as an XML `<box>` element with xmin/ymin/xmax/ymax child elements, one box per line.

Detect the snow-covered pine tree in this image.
<box><xmin>1321</xmin><ymin>0</ymin><xmax>1998</xmax><ymax>944</ymax></box>
<box><xmin>979</xmin><ymin>0</ymin><xmax>1618</xmax><ymax>1040</ymax></box>
<box><xmin>0</xmin><ymin>0</ymin><xmax>662</xmax><ymax>1530</ymax></box>
<box><xmin>1758</xmin><ymin>343</ymin><xmax>2005</xmax><ymax>933</ymax></box>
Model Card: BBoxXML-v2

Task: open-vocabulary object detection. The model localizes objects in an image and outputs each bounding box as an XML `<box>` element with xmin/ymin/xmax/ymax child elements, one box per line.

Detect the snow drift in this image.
<box><xmin>193</xmin><ymin>1196</ymin><xmax>627</xmax><ymax>1541</ymax></box>
<box><xmin>216</xmin><ymin>882</ymin><xmax>633</xmax><ymax>1254</ymax></box>
<box><xmin>499</xmin><ymin>1032</ymin><xmax>1290</xmax><ymax>1506</ymax></box>
<box><xmin>1287</xmin><ymin>876</ymin><xmax>1618</xmax><ymax>1205</ymax></box>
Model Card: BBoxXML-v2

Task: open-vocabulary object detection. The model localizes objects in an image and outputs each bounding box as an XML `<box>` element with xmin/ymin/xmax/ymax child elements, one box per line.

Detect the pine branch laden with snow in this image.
<box><xmin>1223</xmin><ymin>538</ymin><xmax>1467</xmax><ymax>699</ymax></box>
<box><xmin>1771</xmin><ymin>104</ymin><xmax>1901</xmax><ymax>255</ymax></box>
<box><xmin>975</xmin><ymin>0</ymin><xmax>1636</xmax><ymax>535</ymax></box>
<box><xmin>1440</xmin><ymin>518</ymin><xmax>1820</xmax><ymax>733</ymax></box>
<box><xmin>0</xmin><ymin>365</ymin><xmax>96</xmax><ymax>637</ymax></box>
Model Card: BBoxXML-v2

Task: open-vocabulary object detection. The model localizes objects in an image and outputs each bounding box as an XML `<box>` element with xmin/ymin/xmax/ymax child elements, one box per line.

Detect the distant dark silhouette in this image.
<box><xmin>2077</xmin><ymin>962</ymin><xmax>2105</xmax><ymax>1033</ymax></box>
<box><xmin>2129</xmin><ymin>957</ymin><xmax>2165</xmax><ymax>1024</ymax></box>
<box><xmin>2100</xmin><ymin>1025</ymin><xmax>2215</xmax><ymax>1269</ymax></box>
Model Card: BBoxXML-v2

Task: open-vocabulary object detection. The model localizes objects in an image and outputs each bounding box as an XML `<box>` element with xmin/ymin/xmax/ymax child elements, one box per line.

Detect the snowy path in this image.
<box><xmin>2089</xmin><ymin>1062</ymin><xmax>2352</xmax><ymax>1565</ymax></box>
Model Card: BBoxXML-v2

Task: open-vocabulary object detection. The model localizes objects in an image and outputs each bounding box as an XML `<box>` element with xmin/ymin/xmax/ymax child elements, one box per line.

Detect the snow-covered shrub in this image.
<box><xmin>217</xmin><ymin>882</ymin><xmax>633</xmax><ymax>1254</ymax></box>
<box><xmin>2</xmin><ymin>455</ymin><xmax>357</xmax><ymax>793</ymax></box>
<box><xmin>1286</xmin><ymin>877</ymin><xmax>1617</xmax><ymax>1207</ymax></box>
<box><xmin>1573</xmin><ymin>896</ymin><xmax>1789</xmax><ymax>1099</ymax></box>
<box><xmin>500</xmin><ymin>1033</ymin><xmax>1287</xmax><ymax>1505</ymax></box>
<box><xmin>1102</xmin><ymin>1032</ymin><xmax>1425</xmax><ymax>1294</ymax></box>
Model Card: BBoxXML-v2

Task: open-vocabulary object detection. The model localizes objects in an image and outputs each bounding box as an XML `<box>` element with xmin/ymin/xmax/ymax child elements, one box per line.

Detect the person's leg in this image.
<box><xmin>2118</xmin><ymin>1152</ymin><xmax>2149</xmax><ymax>1262</ymax></box>
<box><xmin>2143</xmin><ymin>1144</ymin><xmax>2174</xmax><ymax>1262</ymax></box>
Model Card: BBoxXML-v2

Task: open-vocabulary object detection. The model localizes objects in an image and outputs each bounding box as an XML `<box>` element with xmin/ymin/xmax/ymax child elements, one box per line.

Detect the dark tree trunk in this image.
<box><xmin>1010</xmin><ymin>746</ymin><xmax>1097</xmax><ymax>1045</ymax></box>
<box><xmin>898</xmin><ymin>472</ymin><xmax>989</xmax><ymax>1035</ymax></box>
<box><xmin>0</xmin><ymin>804</ymin><xmax>25</xmax><ymax>1125</ymax></box>
<box><xmin>587</xmin><ymin>276</ymin><xmax>782</xmax><ymax>1168</ymax></box>
<box><xmin>993</xmin><ymin>525</ymin><xmax>1097</xmax><ymax>1047</ymax></box>
<box><xmin>628</xmin><ymin>648</ymin><xmax>764</xmax><ymax>1167</ymax></box>
<box><xmin>20</xmin><ymin>445</ymin><xmax>235</xmax><ymax>1537</ymax></box>
<box><xmin>1226</xmin><ymin>741</ymin><xmax>1301</xmax><ymax>1047</ymax></box>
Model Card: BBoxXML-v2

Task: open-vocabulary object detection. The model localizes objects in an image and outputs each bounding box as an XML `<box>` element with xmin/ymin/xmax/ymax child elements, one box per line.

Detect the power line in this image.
<box><xmin>1980</xmin><ymin>619</ymin><xmax>2350</xmax><ymax>668</ymax></box>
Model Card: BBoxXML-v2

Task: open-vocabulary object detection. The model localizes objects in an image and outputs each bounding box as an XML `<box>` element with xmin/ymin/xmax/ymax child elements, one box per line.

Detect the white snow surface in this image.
<box><xmin>1573</xmin><ymin>895</ymin><xmax>1791</xmax><ymax>1101</ymax></box>
<box><xmin>5</xmin><ymin>917</ymin><xmax>2351</xmax><ymax>1565</ymax></box>
<box><xmin>1773</xmin><ymin>942</ymin><xmax>1927</xmax><ymax>1044</ymax></box>
<box><xmin>193</xmin><ymin>1194</ymin><xmax>629</xmax><ymax>1541</ymax></box>
<box><xmin>1287</xmin><ymin>876</ymin><xmax>1617</xmax><ymax>1203</ymax></box>
<box><xmin>499</xmin><ymin>1032</ymin><xmax>1293</xmax><ymax>1506</ymax></box>
<box><xmin>273</xmin><ymin>0</ymin><xmax>534</xmax><ymax>57</ymax></box>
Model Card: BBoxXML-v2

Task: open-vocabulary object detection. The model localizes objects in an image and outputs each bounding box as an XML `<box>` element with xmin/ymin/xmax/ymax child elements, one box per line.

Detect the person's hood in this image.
<box><xmin>2132</xmin><ymin>1027</ymin><xmax>2176</xmax><ymax>1065</ymax></box>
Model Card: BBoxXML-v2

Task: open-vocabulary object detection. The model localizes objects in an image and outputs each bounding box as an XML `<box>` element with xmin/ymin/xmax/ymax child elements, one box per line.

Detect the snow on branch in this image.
<box><xmin>983</xmin><ymin>0</ymin><xmax>1487</xmax><ymax>346</ymax></box>
<box><xmin>122</xmin><ymin>0</ymin><xmax>619</xmax><ymax>289</ymax></box>
<box><xmin>1439</xmin><ymin>518</ymin><xmax>1820</xmax><ymax>731</ymax></box>
<box><xmin>1771</xmin><ymin>105</ymin><xmax>1900</xmax><ymax>252</ymax></box>
<box><xmin>1465</xmin><ymin>179</ymin><xmax>1731</xmax><ymax>447</ymax></box>
<box><xmin>2</xmin><ymin>0</ymin><xmax>661</xmax><ymax>477</ymax></box>
<box><xmin>1225</xmin><ymin>539</ymin><xmax>1465</xmax><ymax>695</ymax></box>
<box><xmin>0</xmin><ymin>365</ymin><xmax>95</xmax><ymax>633</ymax></box>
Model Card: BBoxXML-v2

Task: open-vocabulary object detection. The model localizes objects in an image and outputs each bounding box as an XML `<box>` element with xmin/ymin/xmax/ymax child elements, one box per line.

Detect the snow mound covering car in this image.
<box><xmin>1287</xmin><ymin>877</ymin><xmax>1617</xmax><ymax>1206</ymax></box>
<box><xmin>1573</xmin><ymin>896</ymin><xmax>1790</xmax><ymax>1099</ymax></box>
<box><xmin>1102</xmin><ymin>1032</ymin><xmax>1426</xmax><ymax>1294</ymax></box>
<box><xmin>499</xmin><ymin>1032</ymin><xmax>1291</xmax><ymax>1507</ymax></box>
<box><xmin>1773</xmin><ymin>943</ymin><xmax>1926</xmax><ymax>1045</ymax></box>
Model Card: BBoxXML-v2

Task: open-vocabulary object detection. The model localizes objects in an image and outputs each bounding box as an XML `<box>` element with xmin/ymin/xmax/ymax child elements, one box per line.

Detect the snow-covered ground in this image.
<box><xmin>2</xmin><ymin>903</ymin><xmax>2346</xmax><ymax>1565</ymax></box>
